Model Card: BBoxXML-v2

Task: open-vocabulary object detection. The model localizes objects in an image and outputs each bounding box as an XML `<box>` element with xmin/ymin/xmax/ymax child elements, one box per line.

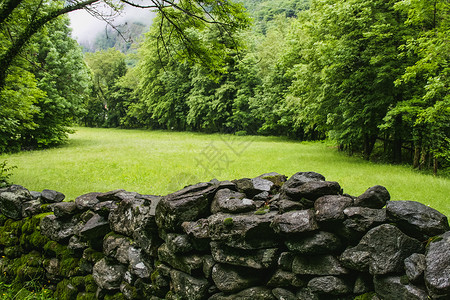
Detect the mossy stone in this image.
<box><xmin>83</xmin><ymin>248</ymin><xmax>104</xmax><ymax>263</ymax></box>
<box><xmin>70</xmin><ymin>276</ymin><xmax>86</xmax><ymax>290</ymax></box>
<box><xmin>354</xmin><ymin>292</ymin><xmax>377</xmax><ymax>300</ymax></box>
<box><xmin>28</xmin><ymin>230</ymin><xmax>50</xmax><ymax>249</ymax></box>
<box><xmin>0</xmin><ymin>213</ymin><xmax>7</xmax><ymax>226</ymax></box>
<box><xmin>84</xmin><ymin>274</ymin><xmax>97</xmax><ymax>293</ymax></box>
<box><xmin>77</xmin><ymin>292</ymin><xmax>96</xmax><ymax>300</ymax></box>
<box><xmin>44</xmin><ymin>240</ymin><xmax>72</xmax><ymax>258</ymax></box>
<box><xmin>104</xmin><ymin>292</ymin><xmax>126</xmax><ymax>300</ymax></box>
<box><xmin>59</xmin><ymin>257</ymin><xmax>80</xmax><ymax>277</ymax></box>
<box><xmin>4</xmin><ymin>245</ymin><xmax>22</xmax><ymax>258</ymax></box>
<box><xmin>15</xmin><ymin>265</ymin><xmax>44</xmax><ymax>281</ymax></box>
<box><xmin>21</xmin><ymin>216</ymin><xmax>40</xmax><ymax>235</ymax></box>
<box><xmin>55</xmin><ymin>279</ymin><xmax>78</xmax><ymax>300</ymax></box>
<box><xmin>0</xmin><ymin>219</ymin><xmax>22</xmax><ymax>246</ymax></box>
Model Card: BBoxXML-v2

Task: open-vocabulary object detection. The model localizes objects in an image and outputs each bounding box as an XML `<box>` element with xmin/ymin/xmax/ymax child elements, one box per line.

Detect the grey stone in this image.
<box><xmin>53</xmin><ymin>201</ymin><xmax>78</xmax><ymax>218</ymax></box>
<box><xmin>281</xmin><ymin>172</ymin><xmax>326</xmax><ymax>197</ymax></box>
<box><xmin>120</xmin><ymin>282</ymin><xmax>139</xmax><ymax>300</ymax></box>
<box><xmin>307</xmin><ymin>276</ymin><xmax>352</xmax><ymax>295</ymax></box>
<box><xmin>43</xmin><ymin>257</ymin><xmax>60</xmax><ymax>277</ymax></box>
<box><xmin>343</xmin><ymin>207</ymin><xmax>386</xmax><ymax>232</ymax></box>
<box><xmin>292</xmin><ymin>255</ymin><xmax>348</xmax><ymax>275</ymax></box>
<box><xmin>202</xmin><ymin>255</ymin><xmax>215</xmax><ymax>279</ymax></box>
<box><xmin>211</xmin><ymin>241</ymin><xmax>279</xmax><ymax>269</ymax></box>
<box><xmin>79</xmin><ymin>213</ymin><xmax>110</xmax><ymax>241</ymax></box>
<box><xmin>295</xmin><ymin>180</ymin><xmax>342</xmax><ymax>200</ymax></box>
<box><xmin>354</xmin><ymin>185</ymin><xmax>390</xmax><ymax>209</ymax></box>
<box><xmin>281</xmin><ymin>172</ymin><xmax>340</xmax><ymax>202</ymax></box>
<box><xmin>271</xmin><ymin>210</ymin><xmax>318</xmax><ymax>235</ymax></box>
<box><xmin>209</xmin><ymin>287</ymin><xmax>276</xmax><ymax>300</ymax></box>
<box><xmin>272</xmin><ymin>288</ymin><xmax>297</xmax><ymax>300</ymax></box>
<box><xmin>208</xmin><ymin>212</ymin><xmax>279</xmax><ymax>249</ymax></box>
<box><xmin>387</xmin><ymin>200</ymin><xmax>450</xmax><ymax>240</ymax></box>
<box><xmin>258</xmin><ymin>172</ymin><xmax>287</xmax><ymax>188</ymax></box>
<box><xmin>276</xmin><ymin>199</ymin><xmax>304</xmax><ymax>213</ymax></box>
<box><xmin>405</xmin><ymin>253</ymin><xmax>426</xmax><ymax>284</ymax></box>
<box><xmin>353</xmin><ymin>274</ymin><xmax>373</xmax><ymax>294</ymax></box>
<box><xmin>68</xmin><ymin>235</ymin><xmax>88</xmax><ymax>252</ymax></box>
<box><xmin>212</xmin><ymin>263</ymin><xmax>261</xmax><ymax>293</ymax></box>
<box><xmin>340</xmin><ymin>224</ymin><xmax>423</xmax><ymax>275</ymax></box>
<box><xmin>267</xmin><ymin>269</ymin><xmax>305</xmax><ymax>288</ymax></box>
<box><xmin>92</xmin><ymin>201</ymin><xmax>118</xmax><ymax>217</ymax></box>
<box><xmin>278</xmin><ymin>252</ymin><xmax>294</xmax><ymax>271</ymax></box>
<box><xmin>103</xmin><ymin>234</ymin><xmax>134</xmax><ymax>264</ymax></box>
<box><xmin>165</xmin><ymin>233</ymin><xmax>193</xmax><ymax>254</ymax></box>
<box><xmin>374</xmin><ymin>275</ymin><xmax>428</xmax><ymax>300</ymax></box>
<box><xmin>30</xmin><ymin>191</ymin><xmax>41</xmax><ymax>200</ymax></box>
<box><xmin>40</xmin><ymin>214</ymin><xmax>82</xmax><ymax>242</ymax></box>
<box><xmin>0</xmin><ymin>191</ymin><xmax>27</xmax><ymax>219</ymax></box>
<box><xmin>425</xmin><ymin>231</ymin><xmax>450</xmax><ymax>298</ymax></box>
<box><xmin>296</xmin><ymin>288</ymin><xmax>319</xmax><ymax>300</ymax></box>
<box><xmin>40</xmin><ymin>189</ymin><xmax>65</xmax><ymax>203</ymax></box>
<box><xmin>211</xmin><ymin>188</ymin><xmax>255</xmax><ymax>214</ymax></box>
<box><xmin>253</xmin><ymin>191</ymin><xmax>270</xmax><ymax>201</ymax></box>
<box><xmin>96</xmin><ymin>189</ymin><xmax>126</xmax><ymax>201</ymax></box>
<box><xmin>251</xmin><ymin>176</ymin><xmax>274</xmax><ymax>193</ymax></box>
<box><xmin>6</xmin><ymin>185</ymin><xmax>32</xmax><ymax>197</ymax></box>
<box><xmin>170</xmin><ymin>269</ymin><xmax>211</xmax><ymax>300</ymax></box>
<box><xmin>75</xmin><ymin>192</ymin><xmax>101</xmax><ymax>210</ymax></box>
<box><xmin>92</xmin><ymin>258</ymin><xmax>127</xmax><ymax>290</ymax></box>
<box><xmin>109</xmin><ymin>195</ymin><xmax>157</xmax><ymax>237</ymax></box>
<box><xmin>182</xmin><ymin>218</ymin><xmax>210</xmax><ymax>251</ymax></box>
<box><xmin>182</xmin><ymin>218</ymin><xmax>210</xmax><ymax>240</ymax></box>
<box><xmin>158</xmin><ymin>243</ymin><xmax>203</xmax><ymax>274</ymax></box>
<box><xmin>22</xmin><ymin>199</ymin><xmax>42</xmax><ymax>217</ymax></box>
<box><xmin>285</xmin><ymin>231</ymin><xmax>341</xmax><ymax>254</ymax></box>
<box><xmin>155</xmin><ymin>181</ymin><xmax>218</xmax><ymax>232</ymax></box>
<box><xmin>314</xmin><ymin>195</ymin><xmax>353</xmax><ymax>223</ymax></box>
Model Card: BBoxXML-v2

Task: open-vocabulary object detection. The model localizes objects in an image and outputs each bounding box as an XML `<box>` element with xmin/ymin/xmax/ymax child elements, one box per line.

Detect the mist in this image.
<box><xmin>69</xmin><ymin>4</ymin><xmax>155</xmax><ymax>44</ymax></box>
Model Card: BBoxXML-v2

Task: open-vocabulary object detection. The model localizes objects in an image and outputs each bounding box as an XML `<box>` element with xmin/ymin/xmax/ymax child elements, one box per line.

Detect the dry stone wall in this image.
<box><xmin>0</xmin><ymin>171</ymin><xmax>449</xmax><ymax>300</ymax></box>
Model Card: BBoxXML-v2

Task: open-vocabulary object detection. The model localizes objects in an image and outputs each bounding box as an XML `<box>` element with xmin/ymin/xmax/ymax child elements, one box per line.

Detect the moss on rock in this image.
<box><xmin>55</xmin><ymin>278</ymin><xmax>79</xmax><ymax>300</ymax></box>
<box><xmin>84</xmin><ymin>274</ymin><xmax>97</xmax><ymax>293</ymax></box>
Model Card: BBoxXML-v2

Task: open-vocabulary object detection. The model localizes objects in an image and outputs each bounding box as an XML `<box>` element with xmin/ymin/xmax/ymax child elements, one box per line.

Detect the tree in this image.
<box><xmin>382</xmin><ymin>0</ymin><xmax>450</xmax><ymax>172</ymax></box>
<box><xmin>0</xmin><ymin>0</ymin><xmax>250</xmax><ymax>90</ymax></box>
<box><xmin>24</xmin><ymin>16</ymin><xmax>91</xmax><ymax>147</ymax></box>
<box><xmin>286</xmin><ymin>0</ymin><xmax>411</xmax><ymax>159</ymax></box>
<box><xmin>84</xmin><ymin>48</ymin><xmax>127</xmax><ymax>127</ymax></box>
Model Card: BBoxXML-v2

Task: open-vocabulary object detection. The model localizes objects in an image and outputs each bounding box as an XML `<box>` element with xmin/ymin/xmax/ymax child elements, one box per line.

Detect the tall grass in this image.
<box><xmin>1</xmin><ymin>127</ymin><xmax>449</xmax><ymax>217</ymax></box>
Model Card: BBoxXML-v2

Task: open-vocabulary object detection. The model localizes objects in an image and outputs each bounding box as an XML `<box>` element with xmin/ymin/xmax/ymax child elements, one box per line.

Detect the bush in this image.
<box><xmin>0</xmin><ymin>160</ymin><xmax>16</xmax><ymax>187</ymax></box>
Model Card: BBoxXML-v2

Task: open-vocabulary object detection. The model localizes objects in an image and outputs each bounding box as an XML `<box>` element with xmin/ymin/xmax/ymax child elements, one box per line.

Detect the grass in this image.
<box><xmin>1</xmin><ymin>127</ymin><xmax>449</xmax><ymax>217</ymax></box>
<box><xmin>0</xmin><ymin>278</ymin><xmax>53</xmax><ymax>299</ymax></box>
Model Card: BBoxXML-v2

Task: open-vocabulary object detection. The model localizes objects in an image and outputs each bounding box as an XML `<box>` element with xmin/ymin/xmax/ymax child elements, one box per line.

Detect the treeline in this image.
<box><xmin>0</xmin><ymin>12</ymin><xmax>90</xmax><ymax>152</ymax></box>
<box><xmin>1</xmin><ymin>0</ymin><xmax>449</xmax><ymax>173</ymax></box>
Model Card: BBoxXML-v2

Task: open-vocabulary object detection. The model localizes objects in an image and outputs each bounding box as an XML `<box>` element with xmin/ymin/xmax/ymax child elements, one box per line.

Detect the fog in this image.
<box><xmin>69</xmin><ymin>4</ymin><xmax>154</xmax><ymax>43</ymax></box>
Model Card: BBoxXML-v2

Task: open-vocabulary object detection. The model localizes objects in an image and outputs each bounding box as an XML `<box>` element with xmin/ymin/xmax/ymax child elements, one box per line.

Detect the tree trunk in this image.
<box><xmin>413</xmin><ymin>145</ymin><xmax>420</xmax><ymax>168</ymax></box>
<box><xmin>433</xmin><ymin>156</ymin><xmax>438</xmax><ymax>176</ymax></box>
<box><xmin>393</xmin><ymin>115</ymin><xmax>402</xmax><ymax>163</ymax></box>
<box><xmin>363</xmin><ymin>135</ymin><xmax>376</xmax><ymax>160</ymax></box>
<box><xmin>419</xmin><ymin>148</ymin><xmax>427</xmax><ymax>170</ymax></box>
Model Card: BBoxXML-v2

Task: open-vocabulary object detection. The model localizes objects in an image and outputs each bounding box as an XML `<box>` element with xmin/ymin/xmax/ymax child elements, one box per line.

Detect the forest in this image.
<box><xmin>0</xmin><ymin>0</ymin><xmax>449</xmax><ymax>173</ymax></box>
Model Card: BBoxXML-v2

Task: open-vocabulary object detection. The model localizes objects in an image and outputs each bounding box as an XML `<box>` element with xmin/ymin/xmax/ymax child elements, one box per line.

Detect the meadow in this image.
<box><xmin>1</xmin><ymin>127</ymin><xmax>449</xmax><ymax>217</ymax></box>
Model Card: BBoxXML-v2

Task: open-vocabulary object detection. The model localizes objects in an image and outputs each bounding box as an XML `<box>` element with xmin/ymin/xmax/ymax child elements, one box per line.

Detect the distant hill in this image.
<box><xmin>80</xmin><ymin>22</ymin><xmax>148</xmax><ymax>53</ymax></box>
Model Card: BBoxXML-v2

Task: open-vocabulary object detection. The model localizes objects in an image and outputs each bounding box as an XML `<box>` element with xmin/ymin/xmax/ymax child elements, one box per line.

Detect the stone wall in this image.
<box><xmin>0</xmin><ymin>171</ymin><xmax>449</xmax><ymax>300</ymax></box>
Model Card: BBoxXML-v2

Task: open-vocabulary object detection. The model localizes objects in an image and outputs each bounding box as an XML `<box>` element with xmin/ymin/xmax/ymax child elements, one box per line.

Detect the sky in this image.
<box><xmin>68</xmin><ymin>4</ymin><xmax>154</xmax><ymax>43</ymax></box>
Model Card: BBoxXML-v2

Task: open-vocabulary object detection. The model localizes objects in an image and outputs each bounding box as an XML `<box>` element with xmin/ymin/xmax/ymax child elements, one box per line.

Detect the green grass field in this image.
<box><xmin>1</xmin><ymin>127</ymin><xmax>449</xmax><ymax>217</ymax></box>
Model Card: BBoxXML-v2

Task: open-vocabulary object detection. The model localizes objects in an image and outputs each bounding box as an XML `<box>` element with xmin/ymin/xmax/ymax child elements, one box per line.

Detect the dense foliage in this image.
<box><xmin>0</xmin><ymin>11</ymin><xmax>90</xmax><ymax>152</ymax></box>
<box><xmin>99</xmin><ymin>0</ymin><xmax>447</xmax><ymax>172</ymax></box>
<box><xmin>0</xmin><ymin>0</ymin><xmax>448</xmax><ymax>173</ymax></box>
